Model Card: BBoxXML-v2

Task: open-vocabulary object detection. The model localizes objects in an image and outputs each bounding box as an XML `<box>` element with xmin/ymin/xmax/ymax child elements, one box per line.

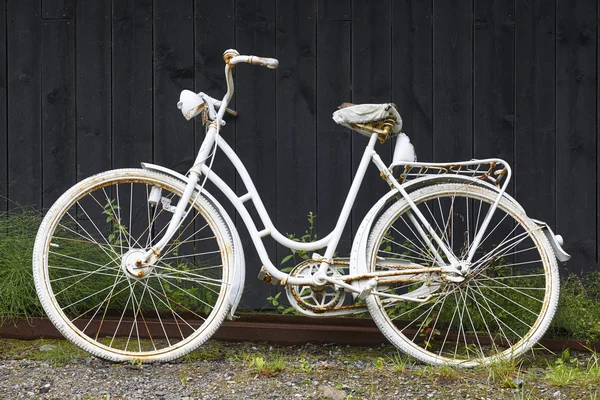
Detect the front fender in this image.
<box><xmin>140</xmin><ymin>163</ymin><xmax>245</xmax><ymax>320</ymax></box>
<box><xmin>349</xmin><ymin>174</ymin><xmax>528</xmax><ymax>290</ymax></box>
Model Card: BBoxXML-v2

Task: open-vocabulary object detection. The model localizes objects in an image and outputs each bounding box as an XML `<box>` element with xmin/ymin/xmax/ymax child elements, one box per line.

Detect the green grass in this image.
<box><xmin>0</xmin><ymin>208</ymin><xmax>45</xmax><ymax>322</ymax></box>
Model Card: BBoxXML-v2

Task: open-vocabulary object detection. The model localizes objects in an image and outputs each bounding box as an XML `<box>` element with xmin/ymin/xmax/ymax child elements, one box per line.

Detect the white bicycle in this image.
<box><xmin>33</xmin><ymin>49</ymin><xmax>570</xmax><ymax>367</ymax></box>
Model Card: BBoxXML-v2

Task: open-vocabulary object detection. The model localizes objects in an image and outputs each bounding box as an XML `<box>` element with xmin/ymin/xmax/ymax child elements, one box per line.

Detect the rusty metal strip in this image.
<box><xmin>0</xmin><ymin>315</ymin><xmax>596</xmax><ymax>352</ymax></box>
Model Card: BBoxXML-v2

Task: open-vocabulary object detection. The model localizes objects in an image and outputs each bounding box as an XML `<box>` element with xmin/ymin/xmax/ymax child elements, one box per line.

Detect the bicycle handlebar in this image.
<box><xmin>223</xmin><ymin>49</ymin><xmax>279</xmax><ymax>69</ymax></box>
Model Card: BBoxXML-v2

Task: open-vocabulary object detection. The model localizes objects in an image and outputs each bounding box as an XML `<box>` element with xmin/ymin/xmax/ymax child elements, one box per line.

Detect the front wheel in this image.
<box><xmin>33</xmin><ymin>169</ymin><xmax>234</xmax><ymax>362</ymax></box>
<box><xmin>366</xmin><ymin>183</ymin><xmax>559</xmax><ymax>366</ymax></box>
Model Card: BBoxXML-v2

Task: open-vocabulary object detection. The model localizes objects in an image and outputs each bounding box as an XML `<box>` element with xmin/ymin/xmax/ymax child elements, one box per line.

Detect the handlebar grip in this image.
<box><xmin>247</xmin><ymin>55</ymin><xmax>279</xmax><ymax>69</ymax></box>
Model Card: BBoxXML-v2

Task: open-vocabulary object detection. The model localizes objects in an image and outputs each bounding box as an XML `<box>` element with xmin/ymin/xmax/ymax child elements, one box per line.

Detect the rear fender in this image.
<box><xmin>529</xmin><ymin>219</ymin><xmax>571</xmax><ymax>262</ymax></box>
<box><xmin>141</xmin><ymin>163</ymin><xmax>245</xmax><ymax>319</ymax></box>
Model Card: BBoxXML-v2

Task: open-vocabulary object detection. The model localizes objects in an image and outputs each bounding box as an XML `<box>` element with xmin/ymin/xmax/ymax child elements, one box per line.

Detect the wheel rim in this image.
<box><xmin>369</xmin><ymin>185</ymin><xmax>556</xmax><ymax>365</ymax></box>
<box><xmin>40</xmin><ymin>175</ymin><xmax>230</xmax><ymax>359</ymax></box>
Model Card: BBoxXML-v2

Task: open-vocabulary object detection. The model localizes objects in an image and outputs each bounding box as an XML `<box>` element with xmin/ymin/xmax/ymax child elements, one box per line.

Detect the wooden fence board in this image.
<box><xmin>275</xmin><ymin>0</ymin><xmax>317</xmax><ymax>261</ymax></box>
<box><xmin>235</xmin><ymin>0</ymin><xmax>277</xmax><ymax>307</ymax></box>
<box><xmin>153</xmin><ymin>0</ymin><xmax>194</xmax><ymax>173</ymax></box>
<box><xmin>556</xmin><ymin>0</ymin><xmax>597</xmax><ymax>272</ymax></box>
<box><xmin>112</xmin><ymin>0</ymin><xmax>153</xmax><ymax>169</ymax></box>
<box><xmin>392</xmin><ymin>0</ymin><xmax>433</xmax><ymax>163</ymax></box>
<box><xmin>0</xmin><ymin>0</ymin><xmax>6</xmax><ymax>211</ymax></box>
<box><xmin>7</xmin><ymin>1</ymin><xmax>42</xmax><ymax>208</ymax></box>
<box><xmin>41</xmin><ymin>20</ymin><xmax>75</xmax><ymax>208</ymax></box>
<box><xmin>351</xmin><ymin>0</ymin><xmax>392</xmax><ymax>235</ymax></box>
<box><xmin>42</xmin><ymin>0</ymin><xmax>74</xmax><ymax>20</ymax></box>
<box><xmin>194</xmin><ymin>0</ymin><xmax>237</xmax><ymax>219</ymax></box>
<box><xmin>433</xmin><ymin>0</ymin><xmax>473</xmax><ymax>162</ymax></box>
<box><xmin>515</xmin><ymin>0</ymin><xmax>556</xmax><ymax>227</ymax></box>
<box><xmin>316</xmin><ymin>19</ymin><xmax>352</xmax><ymax>253</ymax></box>
<box><xmin>474</xmin><ymin>0</ymin><xmax>515</xmax><ymax>194</ymax></box>
<box><xmin>76</xmin><ymin>0</ymin><xmax>111</xmax><ymax>180</ymax></box>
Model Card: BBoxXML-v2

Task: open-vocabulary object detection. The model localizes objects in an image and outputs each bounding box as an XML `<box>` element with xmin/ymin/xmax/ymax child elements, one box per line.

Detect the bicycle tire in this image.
<box><xmin>366</xmin><ymin>183</ymin><xmax>559</xmax><ymax>366</ymax></box>
<box><xmin>33</xmin><ymin>169</ymin><xmax>233</xmax><ymax>362</ymax></box>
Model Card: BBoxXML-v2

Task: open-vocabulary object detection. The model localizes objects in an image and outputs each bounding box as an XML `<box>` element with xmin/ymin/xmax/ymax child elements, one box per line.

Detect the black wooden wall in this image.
<box><xmin>0</xmin><ymin>0</ymin><xmax>598</xmax><ymax>308</ymax></box>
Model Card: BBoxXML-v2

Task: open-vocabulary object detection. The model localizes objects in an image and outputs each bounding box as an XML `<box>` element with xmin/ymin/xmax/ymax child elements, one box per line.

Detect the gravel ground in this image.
<box><xmin>0</xmin><ymin>338</ymin><xmax>596</xmax><ymax>399</ymax></box>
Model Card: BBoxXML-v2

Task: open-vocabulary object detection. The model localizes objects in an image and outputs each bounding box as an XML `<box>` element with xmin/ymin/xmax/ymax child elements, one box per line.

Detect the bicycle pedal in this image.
<box><xmin>257</xmin><ymin>266</ymin><xmax>280</xmax><ymax>285</ymax></box>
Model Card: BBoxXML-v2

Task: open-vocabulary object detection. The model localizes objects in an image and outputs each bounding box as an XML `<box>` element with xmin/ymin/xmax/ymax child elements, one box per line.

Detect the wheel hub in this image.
<box><xmin>121</xmin><ymin>249</ymin><xmax>152</xmax><ymax>278</ymax></box>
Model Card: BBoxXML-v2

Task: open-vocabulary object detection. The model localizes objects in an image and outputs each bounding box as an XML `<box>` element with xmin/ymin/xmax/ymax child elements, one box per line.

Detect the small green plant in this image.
<box><xmin>374</xmin><ymin>357</ymin><xmax>385</xmax><ymax>369</ymax></box>
<box><xmin>545</xmin><ymin>349</ymin><xmax>582</xmax><ymax>386</ymax></box>
<box><xmin>0</xmin><ymin>208</ymin><xmax>45</xmax><ymax>323</ymax></box>
<box><xmin>487</xmin><ymin>357</ymin><xmax>521</xmax><ymax>389</ymax></box>
<box><xmin>280</xmin><ymin>212</ymin><xmax>318</xmax><ymax>268</ymax></box>
<box><xmin>298</xmin><ymin>357</ymin><xmax>312</xmax><ymax>374</ymax></box>
<box><xmin>129</xmin><ymin>358</ymin><xmax>143</xmax><ymax>368</ymax></box>
<box><xmin>389</xmin><ymin>352</ymin><xmax>413</xmax><ymax>373</ymax></box>
<box><xmin>248</xmin><ymin>353</ymin><xmax>286</xmax><ymax>377</ymax></box>
<box><xmin>266</xmin><ymin>292</ymin><xmax>296</xmax><ymax>315</ymax></box>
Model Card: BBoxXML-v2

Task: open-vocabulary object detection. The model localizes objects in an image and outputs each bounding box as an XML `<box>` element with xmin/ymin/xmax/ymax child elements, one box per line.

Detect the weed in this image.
<box><xmin>0</xmin><ymin>208</ymin><xmax>45</xmax><ymax>323</ymax></box>
<box><xmin>129</xmin><ymin>358</ymin><xmax>143</xmax><ymax>368</ymax></box>
<box><xmin>545</xmin><ymin>349</ymin><xmax>583</xmax><ymax>386</ymax></box>
<box><xmin>266</xmin><ymin>292</ymin><xmax>296</xmax><ymax>315</ymax></box>
<box><xmin>487</xmin><ymin>357</ymin><xmax>521</xmax><ymax>388</ymax></box>
<box><xmin>389</xmin><ymin>352</ymin><xmax>414</xmax><ymax>373</ymax></box>
<box><xmin>248</xmin><ymin>352</ymin><xmax>286</xmax><ymax>377</ymax></box>
<box><xmin>178</xmin><ymin>370</ymin><xmax>189</xmax><ymax>386</ymax></box>
<box><xmin>280</xmin><ymin>212</ymin><xmax>317</xmax><ymax>268</ymax></box>
<box><xmin>298</xmin><ymin>357</ymin><xmax>313</xmax><ymax>374</ymax></box>
<box><xmin>374</xmin><ymin>357</ymin><xmax>385</xmax><ymax>369</ymax></box>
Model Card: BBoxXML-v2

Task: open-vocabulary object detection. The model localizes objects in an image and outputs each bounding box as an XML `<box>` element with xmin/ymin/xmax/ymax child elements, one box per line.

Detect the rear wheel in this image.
<box><xmin>366</xmin><ymin>183</ymin><xmax>559</xmax><ymax>366</ymax></box>
<box><xmin>33</xmin><ymin>169</ymin><xmax>233</xmax><ymax>362</ymax></box>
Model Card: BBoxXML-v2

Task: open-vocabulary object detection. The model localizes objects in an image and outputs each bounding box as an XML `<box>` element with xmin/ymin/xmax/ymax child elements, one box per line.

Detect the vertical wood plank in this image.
<box><xmin>0</xmin><ymin>0</ymin><xmax>6</xmax><ymax>211</ymax></box>
<box><xmin>275</xmin><ymin>1</ymin><xmax>317</xmax><ymax>261</ymax></box>
<box><xmin>556</xmin><ymin>0</ymin><xmax>596</xmax><ymax>272</ymax></box>
<box><xmin>235</xmin><ymin>0</ymin><xmax>277</xmax><ymax>307</ymax></box>
<box><xmin>153</xmin><ymin>0</ymin><xmax>194</xmax><ymax>173</ymax></box>
<box><xmin>318</xmin><ymin>0</ymin><xmax>351</xmax><ymax>21</ymax></box>
<box><xmin>473</xmin><ymin>0</ymin><xmax>514</xmax><ymax>182</ymax></box>
<box><xmin>42</xmin><ymin>20</ymin><xmax>75</xmax><ymax>208</ymax></box>
<box><xmin>77</xmin><ymin>1</ymin><xmax>111</xmax><ymax>180</ymax></box>
<box><xmin>433</xmin><ymin>0</ymin><xmax>473</xmax><ymax>162</ymax></box>
<box><xmin>112</xmin><ymin>0</ymin><xmax>153</xmax><ymax>168</ymax></box>
<box><xmin>7</xmin><ymin>1</ymin><xmax>42</xmax><ymax>207</ymax></box>
<box><xmin>42</xmin><ymin>0</ymin><xmax>74</xmax><ymax>19</ymax></box>
<box><xmin>392</xmin><ymin>0</ymin><xmax>433</xmax><ymax>163</ymax></box>
<box><xmin>194</xmin><ymin>0</ymin><xmax>236</xmax><ymax>218</ymax></box>
<box><xmin>515</xmin><ymin>0</ymin><xmax>555</xmax><ymax>226</ymax></box>
<box><xmin>351</xmin><ymin>0</ymin><xmax>392</xmax><ymax>234</ymax></box>
<box><xmin>316</xmin><ymin>7</ymin><xmax>352</xmax><ymax>252</ymax></box>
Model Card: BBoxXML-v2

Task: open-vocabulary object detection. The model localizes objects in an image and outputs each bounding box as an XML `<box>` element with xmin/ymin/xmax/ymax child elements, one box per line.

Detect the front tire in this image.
<box><xmin>33</xmin><ymin>169</ymin><xmax>234</xmax><ymax>362</ymax></box>
<box><xmin>366</xmin><ymin>183</ymin><xmax>559</xmax><ymax>366</ymax></box>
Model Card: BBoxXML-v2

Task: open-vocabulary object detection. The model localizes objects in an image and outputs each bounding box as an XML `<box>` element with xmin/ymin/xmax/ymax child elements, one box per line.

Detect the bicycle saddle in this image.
<box><xmin>332</xmin><ymin>103</ymin><xmax>403</xmax><ymax>142</ymax></box>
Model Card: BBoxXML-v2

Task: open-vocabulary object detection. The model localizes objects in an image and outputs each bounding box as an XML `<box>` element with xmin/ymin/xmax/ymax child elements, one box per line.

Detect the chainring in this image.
<box><xmin>285</xmin><ymin>260</ymin><xmax>347</xmax><ymax>312</ymax></box>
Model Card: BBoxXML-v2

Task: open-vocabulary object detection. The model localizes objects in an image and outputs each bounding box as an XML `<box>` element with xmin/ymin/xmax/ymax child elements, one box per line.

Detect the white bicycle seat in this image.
<box><xmin>332</xmin><ymin>103</ymin><xmax>403</xmax><ymax>137</ymax></box>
